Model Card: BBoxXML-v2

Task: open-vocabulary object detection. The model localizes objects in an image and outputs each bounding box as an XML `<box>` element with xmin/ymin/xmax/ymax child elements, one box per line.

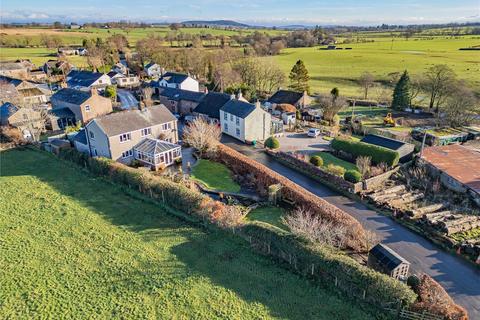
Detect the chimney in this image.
<box><xmin>90</xmin><ymin>87</ymin><xmax>97</xmax><ymax>96</ymax></box>
<box><xmin>230</xmin><ymin>94</ymin><xmax>235</xmax><ymax>100</ymax></box>
<box><xmin>255</xmin><ymin>100</ymin><xmax>261</xmax><ymax>109</ymax></box>
<box><xmin>204</xmin><ymin>87</ymin><xmax>209</xmax><ymax>94</ymax></box>
<box><xmin>237</xmin><ymin>91</ymin><xmax>243</xmax><ymax>100</ymax></box>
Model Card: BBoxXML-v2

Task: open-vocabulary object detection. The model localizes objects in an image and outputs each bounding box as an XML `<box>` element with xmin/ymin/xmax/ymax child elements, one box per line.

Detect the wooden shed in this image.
<box><xmin>368</xmin><ymin>243</ymin><xmax>410</xmax><ymax>280</ymax></box>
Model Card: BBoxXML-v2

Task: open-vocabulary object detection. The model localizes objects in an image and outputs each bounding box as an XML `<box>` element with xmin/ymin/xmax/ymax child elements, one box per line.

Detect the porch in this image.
<box><xmin>133</xmin><ymin>138</ymin><xmax>181</xmax><ymax>171</ymax></box>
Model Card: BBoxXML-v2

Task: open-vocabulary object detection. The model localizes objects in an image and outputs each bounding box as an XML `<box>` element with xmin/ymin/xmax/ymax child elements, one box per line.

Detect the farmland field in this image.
<box><xmin>271</xmin><ymin>36</ymin><xmax>480</xmax><ymax>97</ymax></box>
<box><xmin>0</xmin><ymin>148</ymin><xmax>371</xmax><ymax>319</ymax></box>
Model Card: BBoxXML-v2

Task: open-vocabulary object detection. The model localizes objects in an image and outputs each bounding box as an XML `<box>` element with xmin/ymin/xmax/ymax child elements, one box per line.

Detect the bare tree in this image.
<box><xmin>442</xmin><ymin>82</ymin><xmax>479</xmax><ymax>128</ymax></box>
<box><xmin>141</xmin><ymin>87</ymin><xmax>154</xmax><ymax>107</ymax></box>
<box><xmin>423</xmin><ymin>65</ymin><xmax>456</xmax><ymax>112</ymax></box>
<box><xmin>356</xmin><ymin>156</ymin><xmax>372</xmax><ymax>178</ymax></box>
<box><xmin>283</xmin><ymin>207</ymin><xmax>349</xmax><ymax>249</ymax></box>
<box><xmin>182</xmin><ymin>118</ymin><xmax>221</xmax><ymax>156</ymax></box>
<box><xmin>359</xmin><ymin>72</ymin><xmax>375</xmax><ymax>100</ymax></box>
<box><xmin>318</xmin><ymin>94</ymin><xmax>346</xmax><ymax>124</ymax></box>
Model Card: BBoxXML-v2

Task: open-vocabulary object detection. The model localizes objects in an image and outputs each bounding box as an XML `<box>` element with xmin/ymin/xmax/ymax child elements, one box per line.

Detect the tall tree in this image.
<box><xmin>392</xmin><ymin>70</ymin><xmax>411</xmax><ymax>110</ymax></box>
<box><xmin>423</xmin><ymin>65</ymin><xmax>456</xmax><ymax>112</ymax></box>
<box><xmin>289</xmin><ymin>60</ymin><xmax>310</xmax><ymax>93</ymax></box>
<box><xmin>442</xmin><ymin>81</ymin><xmax>479</xmax><ymax>128</ymax></box>
<box><xmin>358</xmin><ymin>72</ymin><xmax>374</xmax><ymax>100</ymax></box>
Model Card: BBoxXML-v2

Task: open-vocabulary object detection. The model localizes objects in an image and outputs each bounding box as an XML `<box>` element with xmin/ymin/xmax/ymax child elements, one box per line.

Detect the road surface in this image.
<box><xmin>221</xmin><ymin>136</ymin><xmax>480</xmax><ymax>318</ymax></box>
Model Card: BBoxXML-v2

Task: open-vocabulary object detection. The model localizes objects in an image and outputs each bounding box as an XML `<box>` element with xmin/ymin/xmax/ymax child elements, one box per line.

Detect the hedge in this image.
<box><xmin>344</xmin><ymin>170</ymin><xmax>362</xmax><ymax>183</ymax></box>
<box><xmin>216</xmin><ymin>144</ymin><xmax>367</xmax><ymax>251</ymax></box>
<box><xmin>331</xmin><ymin>138</ymin><xmax>400</xmax><ymax>167</ymax></box>
<box><xmin>240</xmin><ymin>222</ymin><xmax>417</xmax><ymax>307</ymax></box>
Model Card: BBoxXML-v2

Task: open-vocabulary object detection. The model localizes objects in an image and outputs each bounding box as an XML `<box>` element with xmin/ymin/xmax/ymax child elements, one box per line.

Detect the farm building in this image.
<box><xmin>368</xmin><ymin>244</ymin><xmax>410</xmax><ymax>280</ymax></box>
<box><xmin>361</xmin><ymin>134</ymin><xmax>414</xmax><ymax>163</ymax></box>
<box><xmin>420</xmin><ymin>145</ymin><xmax>480</xmax><ymax>207</ymax></box>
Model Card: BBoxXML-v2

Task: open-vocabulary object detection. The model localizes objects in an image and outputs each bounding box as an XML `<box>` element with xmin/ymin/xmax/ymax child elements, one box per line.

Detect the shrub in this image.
<box><xmin>309</xmin><ymin>155</ymin><xmax>323</xmax><ymax>167</ymax></box>
<box><xmin>331</xmin><ymin>138</ymin><xmax>399</xmax><ymax>167</ymax></box>
<box><xmin>356</xmin><ymin>156</ymin><xmax>371</xmax><ymax>178</ymax></box>
<box><xmin>265</xmin><ymin>137</ymin><xmax>280</xmax><ymax>149</ymax></box>
<box><xmin>344</xmin><ymin>170</ymin><xmax>362</xmax><ymax>183</ymax></box>
<box><xmin>326</xmin><ymin>164</ymin><xmax>346</xmax><ymax>176</ymax></box>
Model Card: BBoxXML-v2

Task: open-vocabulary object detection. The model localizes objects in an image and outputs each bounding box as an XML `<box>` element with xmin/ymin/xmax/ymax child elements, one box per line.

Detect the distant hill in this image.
<box><xmin>181</xmin><ymin>20</ymin><xmax>250</xmax><ymax>28</ymax></box>
<box><xmin>281</xmin><ymin>25</ymin><xmax>310</xmax><ymax>30</ymax></box>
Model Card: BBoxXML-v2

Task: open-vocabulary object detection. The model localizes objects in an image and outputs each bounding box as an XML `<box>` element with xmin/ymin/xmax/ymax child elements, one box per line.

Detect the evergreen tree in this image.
<box><xmin>289</xmin><ymin>60</ymin><xmax>310</xmax><ymax>94</ymax></box>
<box><xmin>392</xmin><ymin>70</ymin><xmax>412</xmax><ymax>110</ymax></box>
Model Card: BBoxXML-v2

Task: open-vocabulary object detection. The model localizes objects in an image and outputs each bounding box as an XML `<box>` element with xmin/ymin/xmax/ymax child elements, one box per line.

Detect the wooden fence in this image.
<box><xmin>384</xmin><ymin>303</ymin><xmax>442</xmax><ymax>320</ymax></box>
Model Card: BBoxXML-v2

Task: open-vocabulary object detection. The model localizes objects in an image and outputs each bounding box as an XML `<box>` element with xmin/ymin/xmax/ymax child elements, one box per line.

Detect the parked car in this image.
<box><xmin>307</xmin><ymin>128</ymin><xmax>320</xmax><ymax>137</ymax></box>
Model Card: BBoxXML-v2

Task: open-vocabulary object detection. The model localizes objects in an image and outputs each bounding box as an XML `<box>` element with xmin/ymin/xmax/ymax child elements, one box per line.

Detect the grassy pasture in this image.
<box><xmin>271</xmin><ymin>36</ymin><xmax>480</xmax><ymax>97</ymax></box>
<box><xmin>246</xmin><ymin>206</ymin><xmax>287</xmax><ymax>230</ymax></box>
<box><xmin>0</xmin><ymin>148</ymin><xmax>371</xmax><ymax>319</ymax></box>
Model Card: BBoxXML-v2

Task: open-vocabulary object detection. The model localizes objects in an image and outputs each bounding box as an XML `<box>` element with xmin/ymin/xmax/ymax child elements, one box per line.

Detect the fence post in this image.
<box><xmin>311</xmin><ymin>264</ymin><xmax>314</xmax><ymax>275</ymax></box>
<box><xmin>162</xmin><ymin>191</ymin><xmax>165</xmax><ymax>204</ymax></box>
<box><xmin>149</xmin><ymin>189</ymin><xmax>153</xmax><ymax>198</ymax></box>
<box><xmin>362</xmin><ymin>290</ymin><xmax>366</xmax><ymax>300</ymax></box>
<box><xmin>396</xmin><ymin>300</ymin><xmax>402</xmax><ymax>319</ymax></box>
<box><xmin>334</xmin><ymin>277</ymin><xmax>338</xmax><ymax>287</ymax></box>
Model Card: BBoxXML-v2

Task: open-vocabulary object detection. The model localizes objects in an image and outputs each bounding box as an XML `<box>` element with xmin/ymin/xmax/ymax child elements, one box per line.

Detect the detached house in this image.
<box><xmin>107</xmin><ymin>71</ymin><xmax>140</xmax><ymax>88</ymax></box>
<box><xmin>85</xmin><ymin>105</ymin><xmax>180</xmax><ymax>169</ymax></box>
<box><xmin>66</xmin><ymin>70</ymin><xmax>111</xmax><ymax>90</ymax></box>
<box><xmin>157</xmin><ymin>72</ymin><xmax>199</xmax><ymax>92</ymax></box>
<box><xmin>144</xmin><ymin>62</ymin><xmax>162</xmax><ymax>78</ymax></box>
<box><xmin>0</xmin><ymin>102</ymin><xmax>45</xmax><ymax>138</ymax></box>
<box><xmin>51</xmin><ymin>88</ymin><xmax>113</xmax><ymax>124</ymax></box>
<box><xmin>267</xmin><ymin>89</ymin><xmax>311</xmax><ymax>110</ymax></box>
<box><xmin>220</xmin><ymin>100</ymin><xmax>271</xmax><ymax>143</ymax></box>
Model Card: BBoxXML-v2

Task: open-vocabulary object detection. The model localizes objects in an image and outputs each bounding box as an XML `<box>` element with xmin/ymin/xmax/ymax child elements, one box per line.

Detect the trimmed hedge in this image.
<box><xmin>331</xmin><ymin>138</ymin><xmax>400</xmax><ymax>167</ymax></box>
<box><xmin>310</xmin><ymin>155</ymin><xmax>323</xmax><ymax>167</ymax></box>
<box><xmin>344</xmin><ymin>170</ymin><xmax>362</xmax><ymax>183</ymax></box>
<box><xmin>265</xmin><ymin>137</ymin><xmax>280</xmax><ymax>149</ymax></box>
<box><xmin>240</xmin><ymin>222</ymin><xmax>417</xmax><ymax>307</ymax></box>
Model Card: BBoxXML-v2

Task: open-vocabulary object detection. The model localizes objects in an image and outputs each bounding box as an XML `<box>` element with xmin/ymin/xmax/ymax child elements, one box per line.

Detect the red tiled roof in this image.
<box><xmin>421</xmin><ymin>144</ymin><xmax>480</xmax><ymax>194</ymax></box>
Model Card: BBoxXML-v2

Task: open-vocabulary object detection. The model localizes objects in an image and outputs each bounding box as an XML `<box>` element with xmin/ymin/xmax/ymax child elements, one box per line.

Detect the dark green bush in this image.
<box><xmin>331</xmin><ymin>138</ymin><xmax>399</xmax><ymax>167</ymax></box>
<box><xmin>265</xmin><ymin>137</ymin><xmax>280</xmax><ymax>149</ymax></box>
<box><xmin>309</xmin><ymin>155</ymin><xmax>323</xmax><ymax>167</ymax></box>
<box><xmin>344</xmin><ymin>170</ymin><xmax>362</xmax><ymax>183</ymax></box>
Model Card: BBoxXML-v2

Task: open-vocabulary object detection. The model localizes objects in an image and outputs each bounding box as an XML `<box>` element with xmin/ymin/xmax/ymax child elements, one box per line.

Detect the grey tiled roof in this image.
<box><xmin>193</xmin><ymin>92</ymin><xmax>231</xmax><ymax>119</ymax></box>
<box><xmin>157</xmin><ymin>87</ymin><xmax>205</xmax><ymax>102</ymax></box>
<box><xmin>160</xmin><ymin>72</ymin><xmax>189</xmax><ymax>84</ymax></box>
<box><xmin>134</xmin><ymin>138</ymin><xmax>180</xmax><ymax>155</ymax></box>
<box><xmin>220</xmin><ymin>99</ymin><xmax>256</xmax><ymax>119</ymax></box>
<box><xmin>268</xmin><ymin>90</ymin><xmax>304</xmax><ymax>105</ymax></box>
<box><xmin>92</xmin><ymin>104</ymin><xmax>176</xmax><ymax>137</ymax></box>
<box><xmin>49</xmin><ymin>107</ymin><xmax>76</xmax><ymax>119</ymax></box>
<box><xmin>67</xmin><ymin>70</ymin><xmax>105</xmax><ymax>88</ymax></box>
<box><xmin>51</xmin><ymin>88</ymin><xmax>91</xmax><ymax>105</ymax></box>
<box><xmin>0</xmin><ymin>102</ymin><xmax>19</xmax><ymax>121</ymax></box>
<box><xmin>73</xmin><ymin>129</ymin><xmax>87</xmax><ymax>145</ymax></box>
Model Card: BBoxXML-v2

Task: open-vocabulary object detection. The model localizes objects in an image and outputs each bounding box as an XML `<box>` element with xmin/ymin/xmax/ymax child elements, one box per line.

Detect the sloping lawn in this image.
<box><xmin>246</xmin><ymin>206</ymin><xmax>288</xmax><ymax>230</ymax></box>
<box><xmin>191</xmin><ymin>159</ymin><xmax>241</xmax><ymax>193</ymax></box>
<box><xmin>0</xmin><ymin>148</ymin><xmax>371</xmax><ymax>319</ymax></box>
<box><xmin>314</xmin><ymin>152</ymin><xmax>359</xmax><ymax>172</ymax></box>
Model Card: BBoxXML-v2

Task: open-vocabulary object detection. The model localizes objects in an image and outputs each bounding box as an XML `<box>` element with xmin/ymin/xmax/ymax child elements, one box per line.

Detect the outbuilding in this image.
<box><xmin>361</xmin><ymin>134</ymin><xmax>415</xmax><ymax>163</ymax></box>
<box><xmin>368</xmin><ymin>243</ymin><xmax>410</xmax><ymax>280</ymax></box>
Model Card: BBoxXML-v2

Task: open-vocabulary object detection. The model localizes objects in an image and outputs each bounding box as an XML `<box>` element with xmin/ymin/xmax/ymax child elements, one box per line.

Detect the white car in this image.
<box><xmin>307</xmin><ymin>128</ymin><xmax>320</xmax><ymax>137</ymax></box>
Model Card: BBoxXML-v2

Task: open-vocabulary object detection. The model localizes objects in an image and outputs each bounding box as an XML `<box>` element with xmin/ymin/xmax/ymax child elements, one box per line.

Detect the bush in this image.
<box><xmin>265</xmin><ymin>137</ymin><xmax>280</xmax><ymax>149</ymax></box>
<box><xmin>309</xmin><ymin>155</ymin><xmax>323</xmax><ymax>167</ymax></box>
<box><xmin>331</xmin><ymin>138</ymin><xmax>399</xmax><ymax>167</ymax></box>
<box><xmin>344</xmin><ymin>170</ymin><xmax>362</xmax><ymax>183</ymax></box>
<box><xmin>326</xmin><ymin>164</ymin><xmax>346</xmax><ymax>176</ymax></box>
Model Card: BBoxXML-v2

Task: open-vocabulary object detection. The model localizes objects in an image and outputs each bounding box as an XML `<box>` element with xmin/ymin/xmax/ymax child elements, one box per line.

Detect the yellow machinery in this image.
<box><xmin>383</xmin><ymin>113</ymin><xmax>396</xmax><ymax>127</ymax></box>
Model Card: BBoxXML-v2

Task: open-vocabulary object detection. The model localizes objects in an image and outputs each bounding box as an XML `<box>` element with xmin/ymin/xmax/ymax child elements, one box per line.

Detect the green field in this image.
<box><xmin>246</xmin><ymin>206</ymin><xmax>287</xmax><ymax>230</ymax></box>
<box><xmin>0</xmin><ymin>47</ymin><xmax>88</xmax><ymax>67</ymax></box>
<box><xmin>313</xmin><ymin>152</ymin><xmax>359</xmax><ymax>172</ymax></box>
<box><xmin>0</xmin><ymin>148</ymin><xmax>371</xmax><ymax>319</ymax></box>
<box><xmin>191</xmin><ymin>159</ymin><xmax>241</xmax><ymax>193</ymax></box>
<box><xmin>271</xmin><ymin>36</ymin><xmax>480</xmax><ymax>97</ymax></box>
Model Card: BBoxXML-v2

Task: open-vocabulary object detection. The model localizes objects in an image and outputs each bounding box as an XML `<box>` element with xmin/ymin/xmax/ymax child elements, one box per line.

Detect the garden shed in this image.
<box><xmin>368</xmin><ymin>243</ymin><xmax>410</xmax><ymax>280</ymax></box>
<box><xmin>361</xmin><ymin>134</ymin><xmax>414</xmax><ymax>163</ymax></box>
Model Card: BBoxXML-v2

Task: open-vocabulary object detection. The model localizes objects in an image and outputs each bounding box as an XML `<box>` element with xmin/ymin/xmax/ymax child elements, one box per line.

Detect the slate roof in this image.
<box><xmin>134</xmin><ymin>138</ymin><xmax>180</xmax><ymax>155</ymax></box>
<box><xmin>0</xmin><ymin>102</ymin><xmax>19</xmax><ymax>121</ymax></box>
<box><xmin>49</xmin><ymin>107</ymin><xmax>76</xmax><ymax>119</ymax></box>
<box><xmin>51</xmin><ymin>88</ymin><xmax>92</xmax><ymax>105</ymax></box>
<box><xmin>361</xmin><ymin>134</ymin><xmax>407</xmax><ymax>151</ymax></box>
<box><xmin>160</xmin><ymin>72</ymin><xmax>189</xmax><ymax>84</ymax></box>
<box><xmin>369</xmin><ymin>244</ymin><xmax>409</xmax><ymax>271</ymax></box>
<box><xmin>67</xmin><ymin>70</ymin><xmax>105</xmax><ymax>88</ymax></box>
<box><xmin>157</xmin><ymin>87</ymin><xmax>205</xmax><ymax>102</ymax></box>
<box><xmin>221</xmin><ymin>99</ymin><xmax>257</xmax><ymax>119</ymax></box>
<box><xmin>193</xmin><ymin>92</ymin><xmax>231</xmax><ymax>119</ymax></box>
<box><xmin>0</xmin><ymin>75</ymin><xmax>24</xmax><ymax>87</ymax></box>
<box><xmin>92</xmin><ymin>104</ymin><xmax>176</xmax><ymax>137</ymax></box>
<box><xmin>73</xmin><ymin>129</ymin><xmax>88</xmax><ymax>145</ymax></box>
<box><xmin>268</xmin><ymin>90</ymin><xmax>304</xmax><ymax>105</ymax></box>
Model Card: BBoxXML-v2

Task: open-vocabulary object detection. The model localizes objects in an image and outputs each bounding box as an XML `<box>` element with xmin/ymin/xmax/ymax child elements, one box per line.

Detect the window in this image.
<box><xmin>23</xmin><ymin>113</ymin><xmax>28</xmax><ymax>120</ymax></box>
<box><xmin>236</xmin><ymin>128</ymin><xmax>240</xmax><ymax>136</ymax></box>
<box><xmin>89</xmin><ymin>131</ymin><xmax>94</xmax><ymax>139</ymax></box>
<box><xmin>224</xmin><ymin>123</ymin><xmax>228</xmax><ymax>131</ymax></box>
<box><xmin>98</xmin><ymin>79</ymin><xmax>103</xmax><ymax>84</ymax></box>
<box><xmin>85</xmin><ymin>105</ymin><xmax>91</xmax><ymax>112</ymax></box>
<box><xmin>119</xmin><ymin>133</ymin><xmax>131</xmax><ymax>143</ymax></box>
<box><xmin>141</xmin><ymin>128</ymin><xmax>151</xmax><ymax>136</ymax></box>
<box><xmin>93</xmin><ymin>149</ymin><xmax>97</xmax><ymax>156</ymax></box>
<box><xmin>224</xmin><ymin>112</ymin><xmax>228</xmax><ymax>120</ymax></box>
<box><xmin>236</xmin><ymin>117</ymin><xmax>240</xmax><ymax>125</ymax></box>
<box><xmin>122</xmin><ymin>150</ymin><xmax>133</xmax><ymax>158</ymax></box>
<box><xmin>161</xmin><ymin>123</ymin><xmax>171</xmax><ymax>131</ymax></box>
<box><xmin>230</xmin><ymin>114</ymin><xmax>234</xmax><ymax>121</ymax></box>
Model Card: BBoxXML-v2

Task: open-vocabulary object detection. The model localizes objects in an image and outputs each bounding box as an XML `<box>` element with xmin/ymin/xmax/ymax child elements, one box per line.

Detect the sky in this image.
<box><xmin>1</xmin><ymin>0</ymin><xmax>479</xmax><ymax>26</ymax></box>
